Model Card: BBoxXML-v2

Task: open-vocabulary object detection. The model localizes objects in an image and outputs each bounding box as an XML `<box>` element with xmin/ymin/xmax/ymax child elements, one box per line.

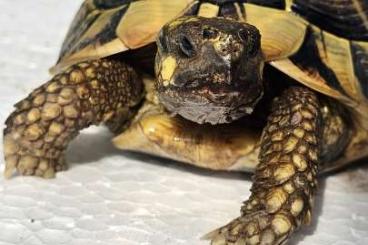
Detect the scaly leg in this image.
<box><xmin>3</xmin><ymin>59</ymin><xmax>143</xmax><ymax>178</ymax></box>
<box><xmin>206</xmin><ymin>87</ymin><xmax>322</xmax><ymax>245</ymax></box>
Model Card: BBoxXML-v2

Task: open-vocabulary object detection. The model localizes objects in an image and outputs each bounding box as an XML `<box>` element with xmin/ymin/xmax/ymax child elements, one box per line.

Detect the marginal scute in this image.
<box><xmin>51</xmin><ymin>1</ymin><xmax>131</xmax><ymax>73</ymax></box>
<box><xmin>117</xmin><ymin>0</ymin><xmax>196</xmax><ymax>49</ymax></box>
<box><xmin>243</xmin><ymin>3</ymin><xmax>307</xmax><ymax>61</ymax></box>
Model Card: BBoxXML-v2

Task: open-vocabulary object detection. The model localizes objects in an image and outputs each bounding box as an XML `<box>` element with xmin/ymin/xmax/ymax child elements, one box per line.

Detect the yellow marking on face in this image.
<box><xmin>160</xmin><ymin>56</ymin><xmax>177</xmax><ymax>84</ymax></box>
<box><xmin>198</xmin><ymin>3</ymin><xmax>220</xmax><ymax>18</ymax></box>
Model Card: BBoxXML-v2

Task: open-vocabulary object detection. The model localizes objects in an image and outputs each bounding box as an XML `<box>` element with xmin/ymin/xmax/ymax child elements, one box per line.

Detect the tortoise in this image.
<box><xmin>3</xmin><ymin>0</ymin><xmax>368</xmax><ymax>244</ymax></box>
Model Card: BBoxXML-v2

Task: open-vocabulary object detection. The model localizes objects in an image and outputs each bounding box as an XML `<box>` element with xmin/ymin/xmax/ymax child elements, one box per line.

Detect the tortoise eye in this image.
<box><xmin>203</xmin><ymin>28</ymin><xmax>218</xmax><ymax>39</ymax></box>
<box><xmin>238</xmin><ymin>29</ymin><xmax>250</xmax><ymax>42</ymax></box>
<box><xmin>238</xmin><ymin>29</ymin><xmax>259</xmax><ymax>56</ymax></box>
<box><xmin>179</xmin><ymin>35</ymin><xmax>196</xmax><ymax>57</ymax></box>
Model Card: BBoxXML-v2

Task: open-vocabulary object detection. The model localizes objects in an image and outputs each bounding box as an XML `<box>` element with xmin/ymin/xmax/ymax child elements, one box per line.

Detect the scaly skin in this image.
<box><xmin>3</xmin><ymin>59</ymin><xmax>143</xmax><ymax>178</ymax></box>
<box><xmin>206</xmin><ymin>87</ymin><xmax>321</xmax><ymax>245</ymax></box>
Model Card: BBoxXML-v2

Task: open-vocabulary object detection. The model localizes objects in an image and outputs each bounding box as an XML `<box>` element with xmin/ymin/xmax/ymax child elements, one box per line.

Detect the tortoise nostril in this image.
<box><xmin>179</xmin><ymin>35</ymin><xmax>196</xmax><ymax>57</ymax></box>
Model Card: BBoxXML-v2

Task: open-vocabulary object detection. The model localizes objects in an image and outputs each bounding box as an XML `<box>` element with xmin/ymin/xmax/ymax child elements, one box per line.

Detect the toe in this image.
<box><xmin>204</xmin><ymin>211</ymin><xmax>293</xmax><ymax>245</ymax></box>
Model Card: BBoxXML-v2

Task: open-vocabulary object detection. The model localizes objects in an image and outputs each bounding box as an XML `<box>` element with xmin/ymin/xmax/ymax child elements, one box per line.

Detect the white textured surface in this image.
<box><xmin>0</xmin><ymin>1</ymin><xmax>368</xmax><ymax>244</ymax></box>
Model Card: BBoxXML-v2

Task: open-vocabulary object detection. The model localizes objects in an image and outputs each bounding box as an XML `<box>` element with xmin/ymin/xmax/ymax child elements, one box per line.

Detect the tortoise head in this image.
<box><xmin>155</xmin><ymin>16</ymin><xmax>264</xmax><ymax>124</ymax></box>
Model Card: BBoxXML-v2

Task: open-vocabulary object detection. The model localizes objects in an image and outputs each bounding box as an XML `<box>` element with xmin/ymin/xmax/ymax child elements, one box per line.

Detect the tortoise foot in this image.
<box><xmin>4</xmin><ymin>134</ymin><xmax>67</xmax><ymax>179</ymax></box>
<box><xmin>205</xmin><ymin>211</ymin><xmax>294</xmax><ymax>245</ymax></box>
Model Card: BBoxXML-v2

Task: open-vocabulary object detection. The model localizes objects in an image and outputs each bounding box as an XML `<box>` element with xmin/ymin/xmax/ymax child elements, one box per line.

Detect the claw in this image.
<box><xmin>202</xmin><ymin>211</ymin><xmax>293</xmax><ymax>245</ymax></box>
<box><xmin>201</xmin><ymin>227</ymin><xmax>222</xmax><ymax>241</ymax></box>
<box><xmin>4</xmin><ymin>162</ymin><xmax>16</xmax><ymax>179</ymax></box>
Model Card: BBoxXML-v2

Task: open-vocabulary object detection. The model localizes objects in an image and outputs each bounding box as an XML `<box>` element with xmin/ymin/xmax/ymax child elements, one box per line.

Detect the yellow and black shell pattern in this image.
<box><xmin>52</xmin><ymin>0</ymin><xmax>197</xmax><ymax>73</ymax></box>
<box><xmin>51</xmin><ymin>0</ymin><xmax>305</xmax><ymax>73</ymax></box>
<box><xmin>269</xmin><ymin>0</ymin><xmax>368</xmax><ymax>131</ymax></box>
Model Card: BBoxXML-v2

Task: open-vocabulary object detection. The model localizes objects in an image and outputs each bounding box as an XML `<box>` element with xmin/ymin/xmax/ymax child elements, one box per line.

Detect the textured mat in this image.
<box><xmin>0</xmin><ymin>1</ymin><xmax>367</xmax><ymax>244</ymax></box>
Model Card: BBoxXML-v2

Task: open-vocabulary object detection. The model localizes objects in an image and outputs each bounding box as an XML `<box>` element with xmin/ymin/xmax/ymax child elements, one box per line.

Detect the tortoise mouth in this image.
<box><xmin>157</xmin><ymin>85</ymin><xmax>263</xmax><ymax>124</ymax></box>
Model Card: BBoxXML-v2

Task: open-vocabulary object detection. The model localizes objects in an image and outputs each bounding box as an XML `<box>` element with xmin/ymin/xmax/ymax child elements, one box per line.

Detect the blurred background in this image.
<box><xmin>0</xmin><ymin>1</ymin><xmax>367</xmax><ymax>244</ymax></box>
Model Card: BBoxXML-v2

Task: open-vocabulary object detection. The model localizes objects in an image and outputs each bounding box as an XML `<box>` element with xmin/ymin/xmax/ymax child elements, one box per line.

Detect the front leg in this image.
<box><xmin>3</xmin><ymin>59</ymin><xmax>143</xmax><ymax>178</ymax></box>
<box><xmin>206</xmin><ymin>87</ymin><xmax>322</xmax><ymax>245</ymax></box>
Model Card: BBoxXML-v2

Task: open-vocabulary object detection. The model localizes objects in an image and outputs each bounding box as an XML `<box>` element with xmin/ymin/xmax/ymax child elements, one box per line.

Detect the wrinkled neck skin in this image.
<box><xmin>154</xmin><ymin>16</ymin><xmax>265</xmax><ymax>125</ymax></box>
